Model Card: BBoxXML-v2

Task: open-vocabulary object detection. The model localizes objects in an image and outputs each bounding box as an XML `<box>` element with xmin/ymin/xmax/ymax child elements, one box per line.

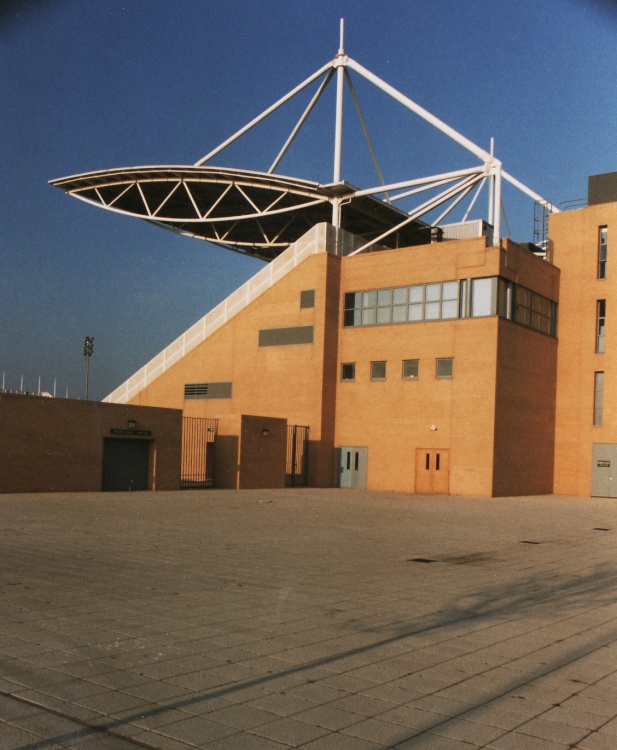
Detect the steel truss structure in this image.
<box><xmin>51</xmin><ymin>20</ymin><xmax>558</xmax><ymax>261</ymax></box>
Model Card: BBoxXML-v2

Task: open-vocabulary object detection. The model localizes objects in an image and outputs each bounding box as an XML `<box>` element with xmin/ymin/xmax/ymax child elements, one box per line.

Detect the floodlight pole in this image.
<box><xmin>83</xmin><ymin>336</ymin><xmax>94</xmax><ymax>400</ymax></box>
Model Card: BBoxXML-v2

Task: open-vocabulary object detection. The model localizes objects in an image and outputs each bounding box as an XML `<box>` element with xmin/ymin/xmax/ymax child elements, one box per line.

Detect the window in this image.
<box><xmin>497</xmin><ymin>279</ymin><xmax>556</xmax><ymax>336</ymax></box>
<box><xmin>344</xmin><ymin>281</ymin><xmax>461</xmax><ymax>327</ymax></box>
<box><xmin>594</xmin><ymin>372</ymin><xmax>604</xmax><ymax>426</ymax></box>
<box><xmin>402</xmin><ymin>359</ymin><xmax>419</xmax><ymax>379</ymax></box>
<box><xmin>341</xmin><ymin>363</ymin><xmax>355</xmax><ymax>381</ymax></box>
<box><xmin>596</xmin><ymin>300</ymin><xmax>606</xmax><ymax>353</ymax></box>
<box><xmin>343</xmin><ymin>278</ymin><xmax>556</xmax><ymax>337</ymax></box>
<box><xmin>371</xmin><ymin>361</ymin><xmax>387</xmax><ymax>380</ymax></box>
<box><xmin>436</xmin><ymin>358</ymin><xmax>454</xmax><ymax>379</ymax></box>
<box><xmin>598</xmin><ymin>227</ymin><xmax>608</xmax><ymax>279</ymax></box>
<box><xmin>300</xmin><ymin>289</ymin><xmax>315</xmax><ymax>308</ymax></box>
<box><xmin>471</xmin><ymin>277</ymin><xmax>496</xmax><ymax>317</ymax></box>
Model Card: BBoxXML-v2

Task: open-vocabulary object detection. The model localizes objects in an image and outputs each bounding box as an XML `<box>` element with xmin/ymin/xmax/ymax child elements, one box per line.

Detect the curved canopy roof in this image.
<box><xmin>50</xmin><ymin>165</ymin><xmax>433</xmax><ymax>261</ymax></box>
<box><xmin>51</xmin><ymin>21</ymin><xmax>557</xmax><ymax>262</ymax></box>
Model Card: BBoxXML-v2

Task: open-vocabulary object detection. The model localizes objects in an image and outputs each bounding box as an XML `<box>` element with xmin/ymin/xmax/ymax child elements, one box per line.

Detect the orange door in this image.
<box><xmin>415</xmin><ymin>449</ymin><xmax>450</xmax><ymax>494</ymax></box>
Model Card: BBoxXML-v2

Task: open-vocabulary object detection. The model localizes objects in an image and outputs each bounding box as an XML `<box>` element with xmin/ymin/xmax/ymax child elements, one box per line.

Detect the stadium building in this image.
<box><xmin>49</xmin><ymin>26</ymin><xmax>617</xmax><ymax>497</ymax></box>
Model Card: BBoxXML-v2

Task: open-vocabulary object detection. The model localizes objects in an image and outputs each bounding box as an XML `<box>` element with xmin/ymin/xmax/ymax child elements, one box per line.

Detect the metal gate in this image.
<box><xmin>181</xmin><ymin>417</ymin><xmax>218</xmax><ymax>489</ymax></box>
<box><xmin>286</xmin><ymin>425</ymin><xmax>309</xmax><ymax>487</ymax></box>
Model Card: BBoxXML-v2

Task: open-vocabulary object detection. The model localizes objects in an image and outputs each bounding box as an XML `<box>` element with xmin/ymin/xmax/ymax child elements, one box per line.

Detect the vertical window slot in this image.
<box><xmin>599</xmin><ymin>227</ymin><xmax>608</xmax><ymax>279</ymax></box>
<box><xmin>594</xmin><ymin>372</ymin><xmax>604</xmax><ymax>426</ymax></box>
<box><xmin>597</xmin><ymin>300</ymin><xmax>606</xmax><ymax>354</ymax></box>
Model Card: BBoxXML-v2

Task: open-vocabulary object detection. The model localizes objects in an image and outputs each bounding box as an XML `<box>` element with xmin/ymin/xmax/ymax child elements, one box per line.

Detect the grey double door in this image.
<box><xmin>338</xmin><ymin>447</ymin><xmax>367</xmax><ymax>489</ymax></box>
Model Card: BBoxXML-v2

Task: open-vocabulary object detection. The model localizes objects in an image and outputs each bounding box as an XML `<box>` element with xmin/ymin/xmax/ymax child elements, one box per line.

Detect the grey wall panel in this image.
<box><xmin>259</xmin><ymin>326</ymin><xmax>314</xmax><ymax>347</ymax></box>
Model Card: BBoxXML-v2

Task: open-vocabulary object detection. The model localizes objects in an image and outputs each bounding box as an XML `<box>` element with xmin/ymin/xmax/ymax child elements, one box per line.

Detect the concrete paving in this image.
<box><xmin>1</xmin><ymin>489</ymin><xmax>617</xmax><ymax>749</ymax></box>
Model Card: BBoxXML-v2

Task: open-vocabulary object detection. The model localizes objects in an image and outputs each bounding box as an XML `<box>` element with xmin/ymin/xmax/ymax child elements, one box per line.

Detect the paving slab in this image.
<box><xmin>1</xmin><ymin>489</ymin><xmax>617</xmax><ymax>749</ymax></box>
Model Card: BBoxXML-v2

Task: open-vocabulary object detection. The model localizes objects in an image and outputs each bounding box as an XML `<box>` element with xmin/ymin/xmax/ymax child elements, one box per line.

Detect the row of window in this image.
<box><xmin>344</xmin><ymin>277</ymin><xmax>557</xmax><ymax>337</ymax></box>
<box><xmin>341</xmin><ymin>358</ymin><xmax>454</xmax><ymax>382</ymax></box>
<box><xmin>594</xmin><ymin>228</ymin><xmax>607</xmax><ymax>425</ymax></box>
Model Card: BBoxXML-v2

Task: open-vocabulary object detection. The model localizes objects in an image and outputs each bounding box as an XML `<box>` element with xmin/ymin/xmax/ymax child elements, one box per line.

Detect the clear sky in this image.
<box><xmin>2</xmin><ymin>0</ymin><xmax>617</xmax><ymax>400</ymax></box>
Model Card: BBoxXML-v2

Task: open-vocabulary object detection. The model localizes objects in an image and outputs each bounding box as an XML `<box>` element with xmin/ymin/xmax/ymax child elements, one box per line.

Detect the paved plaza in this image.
<box><xmin>1</xmin><ymin>489</ymin><xmax>617</xmax><ymax>749</ymax></box>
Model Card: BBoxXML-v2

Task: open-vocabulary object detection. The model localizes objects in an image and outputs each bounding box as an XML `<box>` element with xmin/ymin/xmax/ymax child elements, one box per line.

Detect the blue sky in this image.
<box><xmin>2</xmin><ymin>0</ymin><xmax>617</xmax><ymax>400</ymax></box>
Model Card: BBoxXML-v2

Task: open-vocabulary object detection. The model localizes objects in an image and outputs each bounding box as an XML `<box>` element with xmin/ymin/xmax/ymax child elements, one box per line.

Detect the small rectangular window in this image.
<box><xmin>436</xmin><ymin>358</ymin><xmax>454</xmax><ymax>379</ymax></box>
<box><xmin>596</xmin><ymin>299</ymin><xmax>606</xmax><ymax>353</ymax></box>
<box><xmin>599</xmin><ymin>227</ymin><xmax>608</xmax><ymax>279</ymax></box>
<box><xmin>300</xmin><ymin>289</ymin><xmax>315</xmax><ymax>308</ymax></box>
<box><xmin>402</xmin><ymin>359</ymin><xmax>419</xmax><ymax>379</ymax></box>
<box><xmin>594</xmin><ymin>372</ymin><xmax>604</xmax><ymax>426</ymax></box>
<box><xmin>371</xmin><ymin>361</ymin><xmax>387</xmax><ymax>380</ymax></box>
<box><xmin>341</xmin><ymin>363</ymin><xmax>355</xmax><ymax>381</ymax></box>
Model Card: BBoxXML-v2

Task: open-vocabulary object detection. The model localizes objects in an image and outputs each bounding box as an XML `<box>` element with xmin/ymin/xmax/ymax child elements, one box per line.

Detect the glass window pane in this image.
<box><xmin>497</xmin><ymin>278</ymin><xmax>507</xmax><ymax>318</ymax></box>
<box><xmin>341</xmin><ymin>363</ymin><xmax>355</xmax><ymax>381</ymax></box>
<box><xmin>393</xmin><ymin>286</ymin><xmax>408</xmax><ymax>305</ymax></box>
<box><xmin>344</xmin><ymin>309</ymin><xmax>361</xmax><ymax>327</ymax></box>
<box><xmin>594</xmin><ymin>371</ymin><xmax>604</xmax><ymax>426</ymax></box>
<box><xmin>425</xmin><ymin>283</ymin><xmax>441</xmax><ymax>302</ymax></box>
<box><xmin>362</xmin><ymin>290</ymin><xmax>376</xmax><ymax>308</ymax></box>
<box><xmin>392</xmin><ymin>305</ymin><xmax>407</xmax><ymax>323</ymax></box>
<box><xmin>402</xmin><ymin>359</ymin><xmax>419</xmax><ymax>379</ymax></box>
<box><xmin>516</xmin><ymin>287</ymin><xmax>530</xmax><ymax>308</ymax></box>
<box><xmin>442</xmin><ymin>281</ymin><xmax>458</xmax><ymax>300</ymax></box>
<box><xmin>377</xmin><ymin>288</ymin><xmax>392</xmax><ymax>306</ymax></box>
<box><xmin>425</xmin><ymin>302</ymin><xmax>440</xmax><ymax>320</ymax></box>
<box><xmin>472</xmin><ymin>278</ymin><xmax>495</xmax><ymax>317</ymax></box>
<box><xmin>436</xmin><ymin>358</ymin><xmax>454</xmax><ymax>378</ymax></box>
<box><xmin>549</xmin><ymin>302</ymin><xmax>557</xmax><ymax>336</ymax></box>
<box><xmin>459</xmin><ymin>279</ymin><xmax>469</xmax><ymax>318</ymax></box>
<box><xmin>344</xmin><ymin>292</ymin><xmax>360</xmax><ymax>309</ymax></box>
<box><xmin>362</xmin><ymin>307</ymin><xmax>376</xmax><ymax>325</ymax></box>
<box><xmin>371</xmin><ymin>361</ymin><xmax>386</xmax><ymax>380</ymax></box>
<box><xmin>441</xmin><ymin>300</ymin><xmax>458</xmax><ymax>319</ymax></box>
<box><xmin>376</xmin><ymin>306</ymin><xmax>391</xmax><ymax>324</ymax></box>
<box><xmin>409</xmin><ymin>285</ymin><xmax>424</xmax><ymax>303</ymax></box>
<box><xmin>408</xmin><ymin>304</ymin><xmax>423</xmax><ymax>321</ymax></box>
